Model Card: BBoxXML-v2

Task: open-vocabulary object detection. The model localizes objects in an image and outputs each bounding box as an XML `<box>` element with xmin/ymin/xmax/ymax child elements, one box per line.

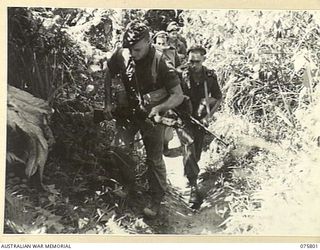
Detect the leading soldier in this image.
<box><xmin>104</xmin><ymin>21</ymin><xmax>184</xmax><ymax>217</ymax></box>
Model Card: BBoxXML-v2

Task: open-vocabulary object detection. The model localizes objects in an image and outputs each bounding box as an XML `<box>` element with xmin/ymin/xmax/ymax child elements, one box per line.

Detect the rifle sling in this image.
<box><xmin>204</xmin><ymin>79</ymin><xmax>211</xmax><ymax>120</ymax></box>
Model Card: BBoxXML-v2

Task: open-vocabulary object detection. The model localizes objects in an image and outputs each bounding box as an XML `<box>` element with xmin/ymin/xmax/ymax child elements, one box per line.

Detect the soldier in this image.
<box><xmin>167</xmin><ymin>21</ymin><xmax>188</xmax><ymax>48</ymax></box>
<box><xmin>153</xmin><ymin>30</ymin><xmax>182</xmax><ymax>155</ymax></box>
<box><xmin>181</xmin><ymin>45</ymin><xmax>222</xmax><ymax>163</ymax></box>
<box><xmin>152</xmin><ymin>31</ymin><xmax>206</xmax><ymax>207</ymax></box>
<box><xmin>153</xmin><ymin>31</ymin><xmax>181</xmax><ymax>68</ymax></box>
<box><xmin>166</xmin><ymin>21</ymin><xmax>187</xmax><ymax>61</ymax></box>
<box><xmin>152</xmin><ymin>34</ymin><xmax>216</xmax><ymax>208</ymax></box>
<box><xmin>104</xmin><ymin>21</ymin><xmax>184</xmax><ymax>217</ymax></box>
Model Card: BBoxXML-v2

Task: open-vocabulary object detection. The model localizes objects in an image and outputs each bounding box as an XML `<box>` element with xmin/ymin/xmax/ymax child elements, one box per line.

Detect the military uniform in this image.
<box><xmin>168</xmin><ymin>38</ymin><xmax>187</xmax><ymax>59</ymax></box>
<box><xmin>177</xmin><ymin>33</ymin><xmax>187</xmax><ymax>48</ymax></box>
<box><xmin>181</xmin><ymin>66</ymin><xmax>222</xmax><ymax>161</ymax></box>
<box><xmin>153</xmin><ymin>43</ymin><xmax>181</xmax><ymax>155</ymax></box>
<box><xmin>107</xmin><ymin>45</ymin><xmax>181</xmax><ymax>203</ymax></box>
<box><xmin>155</xmin><ymin>45</ymin><xmax>181</xmax><ymax>68</ymax></box>
<box><xmin>153</xmin><ymin>31</ymin><xmax>181</xmax><ymax>68</ymax></box>
<box><xmin>166</xmin><ymin>22</ymin><xmax>187</xmax><ymax>60</ymax></box>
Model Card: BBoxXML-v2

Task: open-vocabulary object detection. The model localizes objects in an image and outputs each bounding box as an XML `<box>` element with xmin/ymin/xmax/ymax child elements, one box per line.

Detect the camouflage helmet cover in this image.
<box><xmin>123</xmin><ymin>21</ymin><xmax>150</xmax><ymax>48</ymax></box>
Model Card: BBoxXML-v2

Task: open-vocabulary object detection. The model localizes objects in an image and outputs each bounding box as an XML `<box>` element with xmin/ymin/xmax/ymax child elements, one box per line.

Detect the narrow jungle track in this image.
<box><xmin>142</xmin><ymin>135</ymin><xmax>228</xmax><ymax>234</ymax></box>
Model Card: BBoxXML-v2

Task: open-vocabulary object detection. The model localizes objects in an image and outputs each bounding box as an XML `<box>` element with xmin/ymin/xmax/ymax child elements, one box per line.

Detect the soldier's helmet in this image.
<box><xmin>123</xmin><ymin>21</ymin><xmax>150</xmax><ymax>48</ymax></box>
<box><xmin>166</xmin><ymin>21</ymin><xmax>180</xmax><ymax>32</ymax></box>
<box><xmin>153</xmin><ymin>31</ymin><xmax>169</xmax><ymax>43</ymax></box>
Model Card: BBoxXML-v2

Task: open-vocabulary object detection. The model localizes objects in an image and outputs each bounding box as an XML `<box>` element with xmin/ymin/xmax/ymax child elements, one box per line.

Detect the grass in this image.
<box><xmin>203</xmin><ymin>85</ymin><xmax>320</xmax><ymax>235</ymax></box>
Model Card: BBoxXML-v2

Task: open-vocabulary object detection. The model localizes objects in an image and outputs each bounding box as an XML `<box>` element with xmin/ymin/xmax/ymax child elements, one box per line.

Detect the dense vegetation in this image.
<box><xmin>6</xmin><ymin>8</ymin><xmax>320</xmax><ymax>235</ymax></box>
<box><xmin>182</xmin><ymin>10</ymin><xmax>320</xmax><ymax>235</ymax></box>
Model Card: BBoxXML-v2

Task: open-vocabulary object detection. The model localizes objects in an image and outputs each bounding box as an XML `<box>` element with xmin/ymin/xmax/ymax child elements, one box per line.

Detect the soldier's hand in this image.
<box><xmin>104</xmin><ymin>104</ymin><xmax>113</xmax><ymax>120</ymax></box>
<box><xmin>201</xmin><ymin>117</ymin><xmax>209</xmax><ymax>127</ymax></box>
<box><xmin>148</xmin><ymin>105</ymin><xmax>164</xmax><ymax>119</ymax></box>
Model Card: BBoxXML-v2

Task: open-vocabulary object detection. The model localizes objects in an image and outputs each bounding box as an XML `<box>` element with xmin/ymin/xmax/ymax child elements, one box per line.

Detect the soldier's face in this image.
<box><xmin>129</xmin><ymin>38</ymin><xmax>150</xmax><ymax>61</ymax></box>
<box><xmin>168</xmin><ymin>30</ymin><xmax>178</xmax><ymax>40</ymax></box>
<box><xmin>188</xmin><ymin>52</ymin><xmax>204</xmax><ymax>72</ymax></box>
<box><xmin>155</xmin><ymin>37</ymin><xmax>168</xmax><ymax>48</ymax></box>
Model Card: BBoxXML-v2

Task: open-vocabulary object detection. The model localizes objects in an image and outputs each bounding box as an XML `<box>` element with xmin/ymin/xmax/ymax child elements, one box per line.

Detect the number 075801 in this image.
<box><xmin>300</xmin><ymin>244</ymin><xmax>318</xmax><ymax>248</ymax></box>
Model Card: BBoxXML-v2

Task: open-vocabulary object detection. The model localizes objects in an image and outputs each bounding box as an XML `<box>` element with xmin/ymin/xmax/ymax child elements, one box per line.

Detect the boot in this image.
<box><xmin>143</xmin><ymin>195</ymin><xmax>163</xmax><ymax>217</ymax></box>
<box><xmin>143</xmin><ymin>203</ymin><xmax>160</xmax><ymax>217</ymax></box>
<box><xmin>189</xmin><ymin>185</ymin><xmax>200</xmax><ymax>204</ymax></box>
<box><xmin>189</xmin><ymin>184</ymin><xmax>203</xmax><ymax>209</ymax></box>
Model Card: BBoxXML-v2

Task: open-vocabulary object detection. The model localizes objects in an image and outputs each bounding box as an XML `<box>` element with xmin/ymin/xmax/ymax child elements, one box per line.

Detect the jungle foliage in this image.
<box><xmin>6</xmin><ymin>8</ymin><xmax>320</xmax><ymax>235</ymax></box>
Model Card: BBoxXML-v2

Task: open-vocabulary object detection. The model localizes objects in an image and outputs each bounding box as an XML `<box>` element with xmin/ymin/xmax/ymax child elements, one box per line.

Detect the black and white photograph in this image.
<box><xmin>5</xmin><ymin>6</ymin><xmax>320</xmax><ymax>236</ymax></box>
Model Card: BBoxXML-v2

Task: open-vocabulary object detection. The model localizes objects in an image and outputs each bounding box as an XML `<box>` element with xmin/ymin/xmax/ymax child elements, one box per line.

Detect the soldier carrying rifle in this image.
<box><xmin>104</xmin><ymin>21</ymin><xmax>184</xmax><ymax>217</ymax></box>
<box><xmin>166</xmin><ymin>45</ymin><xmax>223</xmax><ymax>208</ymax></box>
<box><xmin>180</xmin><ymin>45</ymin><xmax>222</xmax><ymax>162</ymax></box>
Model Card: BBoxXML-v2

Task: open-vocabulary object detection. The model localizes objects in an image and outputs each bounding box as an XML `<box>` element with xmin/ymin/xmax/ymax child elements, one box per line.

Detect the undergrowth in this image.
<box><xmin>180</xmin><ymin>9</ymin><xmax>320</xmax><ymax>235</ymax></box>
<box><xmin>6</xmin><ymin>8</ymin><xmax>320</xmax><ymax>235</ymax></box>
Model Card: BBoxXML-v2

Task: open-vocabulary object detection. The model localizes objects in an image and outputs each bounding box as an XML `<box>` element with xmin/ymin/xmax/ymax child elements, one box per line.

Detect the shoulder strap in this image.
<box><xmin>204</xmin><ymin>79</ymin><xmax>210</xmax><ymax>112</ymax></box>
<box><xmin>203</xmin><ymin>67</ymin><xmax>212</xmax><ymax>97</ymax></box>
<box><xmin>151</xmin><ymin>49</ymin><xmax>162</xmax><ymax>84</ymax></box>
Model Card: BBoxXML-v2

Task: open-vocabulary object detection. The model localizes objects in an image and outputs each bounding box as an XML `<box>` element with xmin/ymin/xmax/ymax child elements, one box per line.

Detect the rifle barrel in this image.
<box><xmin>174</xmin><ymin>110</ymin><xmax>229</xmax><ymax>147</ymax></box>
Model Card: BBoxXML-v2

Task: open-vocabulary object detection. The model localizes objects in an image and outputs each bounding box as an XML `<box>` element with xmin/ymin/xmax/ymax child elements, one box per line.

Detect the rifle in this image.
<box><xmin>93</xmin><ymin>106</ymin><xmax>229</xmax><ymax>148</ymax></box>
<box><xmin>172</xmin><ymin>110</ymin><xmax>229</xmax><ymax>147</ymax></box>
